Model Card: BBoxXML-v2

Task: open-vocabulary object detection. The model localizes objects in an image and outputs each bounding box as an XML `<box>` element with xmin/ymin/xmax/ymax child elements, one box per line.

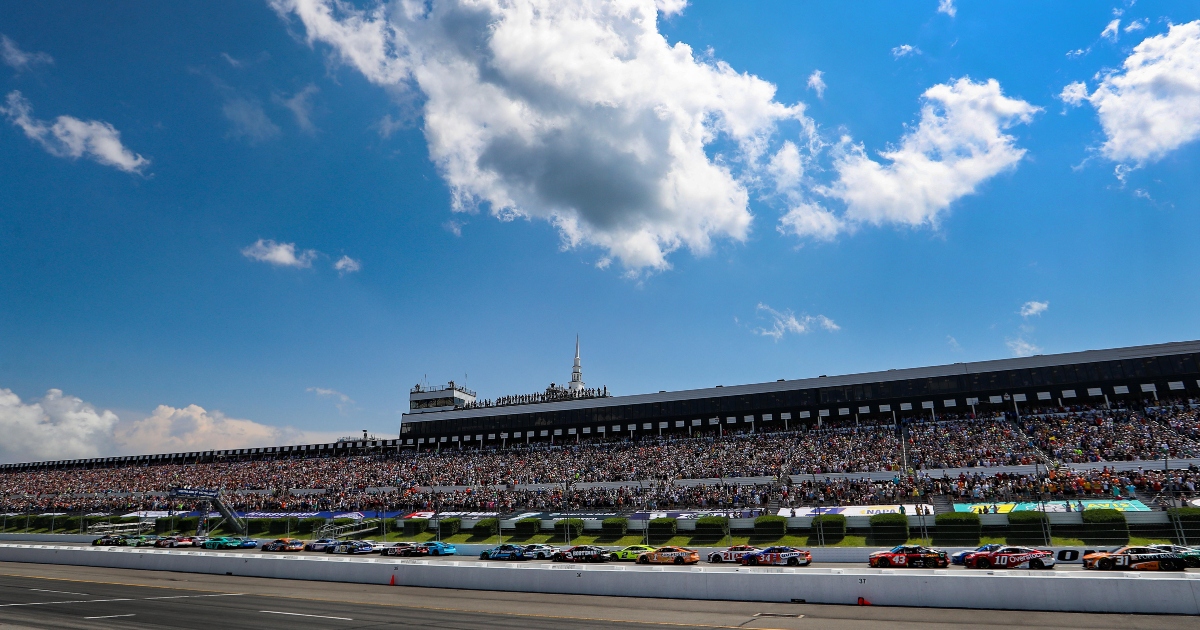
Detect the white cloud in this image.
<box><xmin>778</xmin><ymin>201</ymin><xmax>844</xmax><ymax>241</ymax></box>
<box><xmin>806</xmin><ymin>70</ymin><xmax>826</xmax><ymax>98</ymax></box>
<box><xmin>270</xmin><ymin>0</ymin><xmax>811</xmax><ymax>271</ymax></box>
<box><xmin>222</xmin><ymin>97</ymin><xmax>280</xmax><ymax>143</ymax></box>
<box><xmin>0</xmin><ymin>91</ymin><xmax>150</xmax><ymax>174</ymax></box>
<box><xmin>221</xmin><ymin>52</ymin><xmax>244</xmax><ymax>68</ymax></box>
<box><xmin>1125</xmin><ymin>19</ymin><xmax>1148</xmax><ymax>33</ymax></box>
<box><xmin>799</xmin><ymin>78</ymin><xmax>1038</xmax><ymax>239</ymax></box>
<box><xmin>1</xmin><ymin>34</ymin><xmax>53</xmax><ymax>72</ymax></box>
<box><xmin>1059</xmin><ymin>81</ymin><xmax>1089</xmax><ymax>107</ymax></box>
<box><xmin>1101</xmin><ymin>19</ymin><xmax>1121</xmax><ymax>42</ymax></box>
<box><xmin>947</xmin><ymin>335</ymin><xmax>962</xmax><ymax>351</ymax></box>
<box><xmin>374</xmin><ymin>113</ymin><xmax>407</xmax><ymax>138</ymax></box>
<box><xmin>1066</xmin><ymin>48</ymin><xmax>1088</xmax><ymax>59</ymax></box>
<box><xmin>1019</xmin><ymin>300</ymin><xmax>1049</xmax><ymax>318</ymax></box>
<box><xmin>241</xmin><ymin>239</ymin><xmax>318</xmax><ymax>267</ymax></box>
<box><xmin>307</xmin><ymin>386</ymin><xmax>354</xmax><ymax>413</ymax></box>
<box><xmin>753</xmin><ymin>303</ymin><xmax>838</xmax><ymax>340</ymax></box>
<box><xmin>275</xmin><ymin>83</ymin><xmax>319</xmax><ymax>133</ymax></box>
<box><xmin>1064</xmin><ymin>21</ymin><xmax>1200</xmax><ymax>165</ymax></box>
<box><xmin>333</xmin><ymin>254</ymin><xmax>361</xmax><ymax>274</ymax></box>
<box><xmin>0</xmin><ymin>388</ymin><xmax>327</xmax><ymax>463</ymax></box>
<box><xmin>1006</xmin><ymin>337</ymin><xmax>1041</xmax><ymax>357</ymax></box>
<box><xmin>937</xmin><ymin>0</ymin><xmax>956</xmax><ymax>18</ymax></box>
<box><xmin>892</xmin><ymin>44</ymin><xmax>921</xmax><ymax>58</ymax></box>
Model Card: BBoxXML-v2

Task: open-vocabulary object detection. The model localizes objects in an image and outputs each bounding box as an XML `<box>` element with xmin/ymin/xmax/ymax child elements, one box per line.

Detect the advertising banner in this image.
<box><xmin>953</xmin><ymin>499</ymin><xmax>1150</xmax><ymax>513</ymax></box>
<box><xmin>774</xmin><ymin>505</ymin><xmax>934</xmax><ymax>517</ymax></box>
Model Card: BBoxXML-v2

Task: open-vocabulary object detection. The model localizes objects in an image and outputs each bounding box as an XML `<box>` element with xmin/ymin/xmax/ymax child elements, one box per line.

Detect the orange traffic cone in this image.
<box><xmin>857</xmin><ymin>597</ymin><xmax>871</xmax><ymax>606</ymax></box>
<box><xmin>389</xmin><ymin>574</ymin><xmax>395</xmax><ymax>586</ymax></box>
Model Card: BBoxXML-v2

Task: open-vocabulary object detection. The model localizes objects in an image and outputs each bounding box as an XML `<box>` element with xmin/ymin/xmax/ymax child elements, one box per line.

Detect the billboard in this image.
<box><xmin>953</xmin><ymin>499</ymin><xmax>1151</xmax><ymax>513</ymax></box>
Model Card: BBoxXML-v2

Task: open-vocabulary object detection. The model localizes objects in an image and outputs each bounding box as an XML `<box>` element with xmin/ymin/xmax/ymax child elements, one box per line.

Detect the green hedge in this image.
<box><xmin>753</xmin><ymin>514</ymin><xmax>787</xmax><ymax>538</ymax></box>
<box><xmin>514</xmin><ymin>517</ymin><xmax>541</xmax><ymax>537</ymax></box>
<box><xmin>933</xmin><ymin>512</ymin><xmax>981</xmax><ymax>546</ymax></box>
<box><xmin>246</xmin><ymin>519</ymin><xmax>271</xmax><ymax>535</ymax></box>
<box><xmin>810</xmin><ymin>514</ymin><xmax>846</xmax><ymax>544</ymax></box>
<box><xmin>473</xmin><ymin>518</ymin><xmax>499</xmax><ymax>538</ymax></box>
<box><xmin>1081</xmin><ymin>508</ymin><xmax>1128</xmax><ymax>545</ymax></box>
<box><xmin>869</xmin><ymin>513</ymin><xmax>909</xmax><ymax>546</ymax></box>
<box><xmin>694</xmin><ymin>516</ymin><xmax>729</xmax><ymax>538</ymax></box>
<box><xmin>402</xmin><ymin>519</ymin><xmax>428</xmax><ymax>537</ymax></box>
<box><xmin>648</xmin><ymin>517</ymin><xmax>677</xmax><ymax>540</ymax></box>
<box><xmin>554</xmin><ymin>518</ymin><xmax>584</xmax><ymax>538</ymax></box>
<box><xmin>269</xmin><ymin>519</ymin><xmax>294</xmax><ymax>535</ymax></box>
<box><xmin>1004</xmin><ymin>510</ymin><xmax>1050</xmax><ymax>544</ymax></box>
<box><xmin>298</xmin><ymin>518</ymin><xmax>325</xmax><ymax>535</ymax></box>
<box><xmin>437</xmin><ymin>517</ymin><xmax>461</xmax><ymax>537</ymax></box>
<box><xmin>1168</xmin><ymin>507</ymin><xmax>1200</xmax><ymax>522</ymax></box>
<box><xmin>601</xmin><ymin>517</ymin><xmax>628</xmax><ymax>538</ymax></box>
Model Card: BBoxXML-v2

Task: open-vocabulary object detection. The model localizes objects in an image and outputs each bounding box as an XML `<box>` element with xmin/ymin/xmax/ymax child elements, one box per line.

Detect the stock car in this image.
<box><xmin>740</xmin><ymin>546</ymin><xmax>812</xmax><ymax>567</ymax></box>
<box><xmin>236</xmin><ymin>538</ymin><xmax>259</xmax><ymax>549</ymax></box>
<box><xmin>330</xmin><ymin>540</ymin><xmax>376</xmax><ymax>554</ymax></box>
<box><xmin>91</xmin><ymin>535</ymin><xmax>129</xmax><ymax>546</ymax></box>
<box><xmin>480</xmin><ymin>544</ymin><xmax>529</xmax><ymax>560</ymax></box>
<box><xmin>421</xmin><ymin>541</ymin><xmax>457</xmax><ymax>556</ymax></box>
<box><xmin>304</xmin><ymin>538</ymin><xmax>338</xmax><ymax>552</ymax></box>
<box><xmin>262</xmin><ymin>538</ymin><xmax>305</xmax><ymax>552</ymax></box>
<box><xmin>962</xmin><ymin>546</ymin><xmax>1054</xmax><ymax>570</ymax></box>
<box><xmin>395</xmin><ymin>544</ymin><xmax>431</xmax><ymax>557</ymax></box>
<box><xmin>868</xmin><ymin>545</ymin><xmax>949</xmax><ymax>568</ymax></box>
<box><xmin>202</xmin><ymin>536</ymin><xmax>244</xmax><ymax>550</ymax></box>
<box><xmin>127</xmin><ymin>535</ymin><xmax>162</xmax><ymax>547</ymax></box>
<box><xmin>636</xmin><ymin>546</ymin><xmax>700</xmax><ymax>565</ymax></box>
<box><xmin>1149</xmin><ymin>545</ymin><xmax>1200</xmax><ymax>568</ymax></box>
<box><xmin>552</xmin><ymin>545</ymin><xmax>609</xmax><ymax>563</ymax></box>
<box><xmin>707</xmin><ymin>545</ymin><xmax>761</xmax><ymax>564</ymax></box>
<box><xmin>378</xmin><ymin>542</ymin><xmax>417</xmax><ymax>556</ymax></box>
<box><xmin>155</xmin><ymin>536</ymin><xmax>197</xmax><ymax>548</ymax></box>
<box><xmin>609</xmin><ymin>545</ymin><xmax>656</xmax><ymax>561</ymax></box>
<box><xmin>951</xmin><ymin>543</ymin><xmax>1003</xmax><ymax>565</ymax></box>
<box><xmin>523</xmin><ymin>544</ymin><xmax>560</xmax><ymax>560</ymax></box>
<box><xmin>1083</xmin><ymin>546</ymin><xmax>1187</xmax><ymax>571</ymax></box>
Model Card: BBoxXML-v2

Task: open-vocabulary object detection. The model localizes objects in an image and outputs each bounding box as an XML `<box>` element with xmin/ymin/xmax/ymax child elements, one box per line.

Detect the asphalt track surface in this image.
<box><xmin>0</xmin><ymin>562</ymin><xmax>1196</xmax><ymax>630</ymax></box>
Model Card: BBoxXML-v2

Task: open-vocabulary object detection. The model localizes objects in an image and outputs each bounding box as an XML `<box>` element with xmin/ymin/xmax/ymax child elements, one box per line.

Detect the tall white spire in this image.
<box><xmin>569</xmin><ymin>335</ymin><xmax>585</xmax><ymax>392</ymax></box>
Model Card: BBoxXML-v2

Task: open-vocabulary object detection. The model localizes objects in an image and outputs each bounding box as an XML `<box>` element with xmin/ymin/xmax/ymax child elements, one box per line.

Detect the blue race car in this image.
<box><xmin>422</xmin><ymin>541</ymin><xmax>457</xmax><ymax>556</ymax></box>
<box><xmin>480</xmin><ymin>544</ymin><xmax>528</xmax><ymax>560</ymax></box>
<box><xmin>952</xmin><ymin>544</ymin><xmax>1002</xmax><ymax>565</ymax></box>
<box><xmin>237</xmin><ymin>538</ymin><xmax>259</xmax><ymax>548</ymax></box>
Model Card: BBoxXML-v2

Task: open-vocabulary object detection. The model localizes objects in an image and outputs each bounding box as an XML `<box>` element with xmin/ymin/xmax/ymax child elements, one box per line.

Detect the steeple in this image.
<box><xmin>569</xmin><ymin>335</ymin><xmax>585</xmax><ymax>392</ymax></box>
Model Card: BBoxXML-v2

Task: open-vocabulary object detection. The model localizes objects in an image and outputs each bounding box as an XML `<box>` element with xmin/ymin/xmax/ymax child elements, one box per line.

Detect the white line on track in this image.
<box><xmin>259</xmin><ymin>610</ymin><xmax>353</xmax><ymax>621</ymax></box>
<box><xmin>29</xmin><ymin>588</ymin><xmax>90</xmax><ymax>596</ymax></box>
<box><xmin>143</xmin><ymin>593</ymin><xmax>245</xmax><ymax>600</ymax></box>
<box><xmin>84</xmin><ymin>614</ymin><xmax>136</xmax><ymax>619</ymax></box>
<box><xmin>0</xmin><ymin>598</ymin><xmax>132</xmax><ymax>607</ymax></box>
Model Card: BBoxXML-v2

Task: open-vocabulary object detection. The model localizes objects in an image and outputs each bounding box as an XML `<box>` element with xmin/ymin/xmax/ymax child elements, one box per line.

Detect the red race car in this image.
<box><xmin>868</xmin><ymin>545</ymin><xmax>949</xmax><ymax>568</ymax></box>
<box><xmin>963</xmin><ymin>546</ymin><xmax>1055</xmax><ymax>570</ymax></box>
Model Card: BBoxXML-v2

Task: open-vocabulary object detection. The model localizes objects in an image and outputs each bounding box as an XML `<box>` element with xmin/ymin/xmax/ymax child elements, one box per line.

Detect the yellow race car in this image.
<box><xmin>609</xmin><ymin>544</ymin><xmax>655</xmax><ymax>561</ymax></box>
<box><xmin>636</xmin><ymin>546</ymin><xmax>700</xmax><ymax>565</ymax></box>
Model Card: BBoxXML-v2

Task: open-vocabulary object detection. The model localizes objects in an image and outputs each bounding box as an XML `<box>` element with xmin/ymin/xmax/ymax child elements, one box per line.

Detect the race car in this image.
<box><xmin>304</xmin><ymin>538</ymin><xmax>338</xmax><ymax>552</ymax></box>
<box><xmin>480</xmin><ymin>544</ymin><xmax>529</xmax><ymax>560</ymax></box>
<box><xmin>378</xmin><ymin>542</ymin><xmax>417</xmax><ymax>556</ymax></box>
<box><xmin>201</xmin><ymin>536</ymin><xmax>244</xmax><ymax>549</ymax></box>
<box><xmin>962</xmin><ymin>546</ymin><xmax>1054</xmax><ymax>570</ymax></box>
<box><xmin>395</xmin><ymin>544</ymin><xmax>431</xmax><ymax>557</ymax></box>
<box><xmin>552</xmin><ymin>545</ymin><xmax>609</xmax><ymax>563</ymax></box>
<box><xmin>522</xmin><ymin>544</ymin><xmax>560</xmax><ymax>560</ymax></box>
<box><xmin>1149</xmin><ymin>544</ymin><xmax>1200</xmax><ymax>568</ymax></box>
<box><xmin>91</xmin><ymin>535</ymin><xmax>128</xmax><ymax>546</ymax></box>
<box><xmin>636</xmin><ymin>546</ymin><xmax>700</xmax><ymax>565</ymax></box>
<box><xmin>330</xmin><ymin>540</ymin><xmax>376</xmax><ymax>554</ymax></box>
<box><xmin>951</xmin><ymin>543</ymin><xmax>1002</xmax><ymax>565</ymax></box>
<box><xmin>1082</xmin><ymin>546</ymin><xmax>1187</xmax><ymax>571</ymax></box>
<box><xmin>707</xmin><ymin>545</ymin><xmax>761</xmax><ymax>564</ymax></box>
<box><xmin>236</xmin><ymin>537</ymin><xmax>259</xmax><ymax>549</ymax></box>
<box><xmin>740</xmin><ymin>546</ymin><xmax>811</xmax><ymax>567</ymax></box>
<box><xmin>868</xmin><ymin>545</ymin><xmax>949</xmax><ymax>568</ymax></box>
<box><xmin>262</xmin><ymin>538</ymin><xmax>305</xmax><ymax>552</ymax></box>
<box><xmin>126</xmin><ymin>535</ymin><xmax>161</xmax><ymax>548</ymax></box>
<box><xmin>421</xmin><ymin>541</ymin><xmax>457</xmax><ymax>556</ymax></box>
<box><xmin>609</xmin><ymin>544</ymin><xmax>656</xmax><ymax>561</ymax></box>
<box><xmin>155</xmin><ymin>536</ymin><xmax>197</xmax><ymax>548</ymax></box>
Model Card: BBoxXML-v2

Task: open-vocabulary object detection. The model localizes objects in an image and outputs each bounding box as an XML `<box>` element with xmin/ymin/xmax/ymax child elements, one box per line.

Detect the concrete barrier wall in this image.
<box><xmin>0</xmin><ymin>544</ymin><xmax>1196</xmax><ymax>614</ymax></box>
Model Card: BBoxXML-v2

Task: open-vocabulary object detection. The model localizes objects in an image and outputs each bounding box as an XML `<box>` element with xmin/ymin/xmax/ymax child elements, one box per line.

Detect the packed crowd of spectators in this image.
<box><xmin>1020</xmin><ymin>409</ymin><xmax>1199</xmax><ymax>462</ymax></box>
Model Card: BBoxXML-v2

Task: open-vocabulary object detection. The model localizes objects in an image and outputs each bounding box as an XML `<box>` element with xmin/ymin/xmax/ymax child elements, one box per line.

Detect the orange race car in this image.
<box><xmin>1082</xmin><ymin>546</ymin><xmax>1187</xmax><ymax>571</ymax></box>
<box><xmin>636</xmin><ymin>546</ymin><xmax>700</xmax><ymax>565</ymax></box>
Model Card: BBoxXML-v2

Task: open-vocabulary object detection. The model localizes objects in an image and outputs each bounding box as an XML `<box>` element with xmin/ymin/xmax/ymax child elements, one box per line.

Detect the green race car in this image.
<box><xmin>202</xmin><ymin>536</ymin><xmax>244</xmax><ymax>550</ymax></box>
<box><xmin>1150</xmin><ymin>545</ymin><xmax>1200</xmax><ymax>567</ymax></box>
<box><xmin>608</xmin><ymin>545</ymin><xmax>656</xmax><ymax>561</ymax></box>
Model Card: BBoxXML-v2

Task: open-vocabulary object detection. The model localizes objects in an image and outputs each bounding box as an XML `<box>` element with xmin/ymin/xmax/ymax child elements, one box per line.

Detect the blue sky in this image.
<box><xmin>1</xmin><ymin>0</ymin><xmax>1198</xmax><ymax>461</ymax></box>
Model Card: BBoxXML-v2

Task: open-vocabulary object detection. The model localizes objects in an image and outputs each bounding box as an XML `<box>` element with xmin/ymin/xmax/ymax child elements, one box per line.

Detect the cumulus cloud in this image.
<box><xmin>1</xmin><ymin>34</ymin><xmax>53</xmax><ymax>72</ymax></box>
<box><xmin>270</xmin><ymin>0</ymin><xmax>811</xmax><ymax>271</ymax></box>
<box><xmin>241</xmin><ymin>239</ymin><xmax>318</xmax><ymax>267</ymax></box>
<box><xmin>1020</xmin><ymin>300</ymin><xmax>1049</xmax><ymax>318</ymax></box>
<box><xmin>1125</xmin><ymin>19</ymin><xmax>1148</xmax><ymax>33</ymax></box>
<box><xmin>937</xmin><ymin>0</ymin><xmax>956</xmax><ymax>18</ymax></box>
<box><xmin>753</xmin><ymin>303</ymin><xmax>838</xmax><ymax>341</ymax></box>
<box><xmin>0</xmin><ymin>91</ymin><xmax>150</xmax><ymax>174</ymax></box>
<box><xmin>778</xmin><ymin>201</ymin><xmax>843</xmax><ymax>241</ymax></box>
<box><xmin>0</xmin><ymin>388</ymin><xmax>326</xmax><ymax>463</ymax></box>
<box><xmin>806</xmin><ymin>70</ymin><xmax>826</xmax><ymax>98</ymax></box>
<box><xmin>1101</xmin><ymin>19</ymin><xmax>1121</xmax><ymax>42</ymax></box>
<box><xmin>1062</xmin><ymin>21</ymin><xmax>1200</xmax><ymax>165</ymax></box>
<box><xmin>1006</xmin><ymin>337</ymin><xmax>1041</xmax><ymax>357</ymax></box>
<box><xmin>333</xmin><ymin>254</ymin><xmax>361</xmax><ymax>274</ymax></box>
<box><xmin>223</xmin><ymin>97</ymin><xmax>280</xmax><ymax>143</ymax></box>
<box><xmin>275</xmin><ymin>83</ymin><xmax>319</xmax><ymax>133</ymax></box>
<box><xmin>892</xmin><ymin>44</ymin><xmax>921</xmax><ymax>58</ymax></box>
<box><xmin>789</xmin><ymin>78</ymin><xmax>1038</xmax><ymax>240</ymax></box>
<box><xmin>307</xmin><ymin>386</ymin><xmax>354</xmax><ymax>413</ymax></box>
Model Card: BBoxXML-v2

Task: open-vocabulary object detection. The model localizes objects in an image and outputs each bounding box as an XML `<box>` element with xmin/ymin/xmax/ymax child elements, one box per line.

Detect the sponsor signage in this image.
<box><xmin>953</xmin><ymin>499</ymin><xmax>1150</xmax><ymax>513</ymax></box>
<box><xmin>775</xmin><ymin>505</ymin><xmax>934</xmax><ymax>517</ymax></box>
<box><xmin>170</xmin><ymin>488</ymin><xmax>220</xmax><ymax>499</ymax></box>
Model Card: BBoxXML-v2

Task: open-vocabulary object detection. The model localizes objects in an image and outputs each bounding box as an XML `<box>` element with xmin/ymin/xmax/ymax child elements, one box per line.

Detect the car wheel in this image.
<box><xmin>1098</xmin><ymin>558</ymin><xmax>1114</xmax><ymax>570</ymax></box>
<box><xmin>610</xmin><ymin>554</ymin><xmax>620</xmax><ymax>561</ymax></box>
<box><xmin>637</xmin><ymin>556</ymin><xmax>648</xmax><ymax>564</ymax></box>
<box><xmin>787</xmin><ymin>558</ymin><xmax>799</xmax><ymax>566</ymax></box>
<box><xmin>480</xmin><ymin>553</ymin><xmax>489</xmax><ymax>559</ymax></box>
<box><xmin>748</xmin><ymin>556</ymin><xmax>759</xmax><ymax>566</ymax></box>
<box><xmin>876</xmin><ymin>558</ymin><xmax>889</xmax><ymax>568</ymax></box>
<box><xmin>537</xmin><ymin>553</ymin><xmax>546</xmax><ymax>560</ymax></box>
<box><xmin>674</xmin><ymin>557</ymin><xmax>684</xmax><ymax>565</ymax></box>
<box><xmin>709</xmin><ymin>554</ymin><xmax>721</xmax><ymax>563</ymax></box>
<box><xmin>1187</xmin><ymin>558</ymin><xmax>1200</xmax><ymax>568</ymax></box>
<box><xmin>976</xmin><ymin>558</ymin><xmax>990</xmax><ymax>569</ymax></box>
<box><xmin>1029</xmin><ymin>559</ymin><xmax>1044</xmax><ymax>570</ymax></box>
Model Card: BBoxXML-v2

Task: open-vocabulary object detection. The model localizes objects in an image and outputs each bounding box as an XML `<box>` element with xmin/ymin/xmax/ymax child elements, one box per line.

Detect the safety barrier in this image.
<box><xmin>0</xmin><ymin>543</ymin><xmax>1196</xmax><ymax>614</ymax></box>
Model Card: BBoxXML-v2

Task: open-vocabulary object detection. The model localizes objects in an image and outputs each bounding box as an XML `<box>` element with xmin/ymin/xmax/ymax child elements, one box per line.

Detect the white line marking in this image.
<box><xmin>29</xmin><ymin>589</ymin><xmax>90</xmax><ymax>596</ymax></box>
<box><xmin>84</xmin><ymin>614</ymin><xmax>136</xmax><ymax>619</ymax></box>
<box><xmin>259</xmin><ymin>610</ymin><xmax>353</xmax><ymax>621</ymax></box>
<box><xmin>0</xmin><ymin>598</ymin><xmax>132</xmax><ymax>607</ymax></box>
<box><xmin>143</xmin><ymin>593</ymin><xmax>245</xmax><ymax>600</ymax></box>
